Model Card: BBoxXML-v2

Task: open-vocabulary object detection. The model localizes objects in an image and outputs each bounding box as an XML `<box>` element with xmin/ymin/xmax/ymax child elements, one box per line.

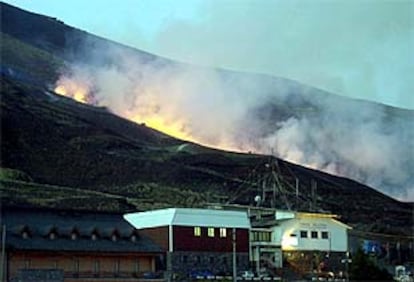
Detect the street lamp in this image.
<box><xmin>232</xmin><ymin>228</ymin><xmax>237</xmax><ymax>282</ymax></box>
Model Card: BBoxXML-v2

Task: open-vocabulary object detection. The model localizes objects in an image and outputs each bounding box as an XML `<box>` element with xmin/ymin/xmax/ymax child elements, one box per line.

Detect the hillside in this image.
<box><xmin>1</xmin><ymin>2</ymin><xmax>413</xmax><ymax>238</ymax></box>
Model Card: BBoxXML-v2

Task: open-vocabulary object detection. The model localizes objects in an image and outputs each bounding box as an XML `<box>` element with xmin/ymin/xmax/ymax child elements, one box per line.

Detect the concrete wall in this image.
<box><xmin>171</xmin><ymin>251</ymin><xmax>249</xmax><ymax>278</ymax></box>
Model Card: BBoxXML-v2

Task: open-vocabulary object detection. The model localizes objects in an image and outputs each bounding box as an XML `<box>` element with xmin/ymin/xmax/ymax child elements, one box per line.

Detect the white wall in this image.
<box><xmin>272</xmin><ymin>217</ymin><xmax>349</xmax><ymax>252</ymax></box>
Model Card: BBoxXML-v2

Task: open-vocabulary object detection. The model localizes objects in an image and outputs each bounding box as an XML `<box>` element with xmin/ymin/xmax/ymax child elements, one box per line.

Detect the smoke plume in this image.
<box><xmin>54</xmin><ymin>38</ymin><xmax>414</xmax><ymax>201</ymax></box>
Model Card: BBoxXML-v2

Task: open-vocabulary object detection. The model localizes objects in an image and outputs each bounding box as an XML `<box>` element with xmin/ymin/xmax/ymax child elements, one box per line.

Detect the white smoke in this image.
<box><xmin>55</xmin><ymin>39</ymin><xmax>414</xmax><ymax>201</ymax></box>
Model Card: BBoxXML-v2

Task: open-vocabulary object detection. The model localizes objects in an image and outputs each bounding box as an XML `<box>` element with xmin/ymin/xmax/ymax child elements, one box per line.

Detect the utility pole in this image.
<box><xmin>232</xmin><ymin>228</ymin><xmax>237</xmax><ymax>282</ymax></box>
<box><xmin>0</xmin><ymin>225</ymin><xmax>6</xmax><ymax>282</ymax></box>
<box><xmin>295</xmin><ymin>178</ymin><xmax>299</xmax><ymax>210</ymax></box>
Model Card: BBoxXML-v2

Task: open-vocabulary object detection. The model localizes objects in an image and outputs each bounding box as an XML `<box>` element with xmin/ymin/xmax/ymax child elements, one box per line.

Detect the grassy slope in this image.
<box><xmin>1</xmin><ymin>70</ymin><xmax>412</xmax><ymax>236</ymax></box>
<box><xmin>1</xmin><ymin>32</ymin><xmax>62</xmax><ymax>84</ymax></box>
<box><xmin>1</xmin><ymin>3</ymin><xmax>412</xmax><ymax>238</ymax></box>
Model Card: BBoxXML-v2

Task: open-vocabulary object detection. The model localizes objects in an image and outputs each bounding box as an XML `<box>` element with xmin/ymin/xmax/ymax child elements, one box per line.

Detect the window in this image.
<box><xmin>261</xmin><ymin>232</ymin><xmax>271</xmax><ymax>242</ymax></box>
<box><xmin>182</xmin><ymin>255</ymin><xmax>188</xmax><ymax>263</ymax></box>
<box><xmin>111</xmin><ymin>233</ymin><xmax>118</xmax><ymax>242</ymax></box>
<box><xmin>114</xmin><ymin>259</ymin><xmax>120</xmax><ymax>274</ymax></box>
<box><xmin>22</xmin><ymin>231</ymin><xmax>29</xmax><ymax>239</ymax></box>
<box><xmin>94</xmin><ymin>260</ymin><xmax>100</xmax><ymax>274</ymax></box>
<box><xmin>219</xmin><ymin>228</ymin><xmax>227</xmax><ymax>238</ymax></box>
<box><xmin>72</xmin><ymin>259</ymin><xmax>79</xmax><ymax>272</ymax></box>
<box><xmin>130</xmin><ymin>234</ymin><xmax>137</xmax><ymax>242</ymax></box>
<box><xmin>49</xmin><ymin>232</ymin><xmax>57</xmax><ymax>240</ymax></box>
<box><xmin>251</xmin><ymin>231</ymin><xmax>271</xmax><ymax>242</ymax></box>
<box><xmin>311</xmin><ymin>231</ymin><xmax>318</xmax><ymax>239</ymax></box>
<box><xmin>300</xmin><ymin>230</ymin><xmax>308</xmax><ymax>238</ymax></box>
<box><xmin>71</xmin><ymin>232</ymin><xmax>77</xmax><ymax>240</ymax></box>
<box><xmin>208</xmin><ymin>227</ymin><xmax>215</xmax><ymax>237</ymax></box>
<box><xmin>134</xmin><ymin>259</ymin><xmax>140</xmax><ymax>273</ymax></box>
<box><xmin>321</xmin><ymin>231</ymin><xmax>329</xmax><ymax>239</ymax></box>
<box><xmin>91</xmin><ymin>233</ymin><xmax>98</xmax><ymax>241</ymax></box>
<box><xmin>24</xmin><ymin>259</ymin><xmax>31</xmax><ymax>269</ymax></box>
<box><xmin>194</xmin><ymin>227</ymin><xmax>201</xmax><ymax>237</ymax></box>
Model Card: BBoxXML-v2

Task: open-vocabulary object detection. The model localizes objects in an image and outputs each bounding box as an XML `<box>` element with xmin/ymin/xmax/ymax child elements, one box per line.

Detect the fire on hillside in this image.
<box><xmin>54</xmin><ymin>76</ymin><xmax>97</xmax><ymax>105</ymax></box>
<box><xmin>54</xmin><ymin>75</ymin><xmax>196</xmax><ymax>143</ymax></box>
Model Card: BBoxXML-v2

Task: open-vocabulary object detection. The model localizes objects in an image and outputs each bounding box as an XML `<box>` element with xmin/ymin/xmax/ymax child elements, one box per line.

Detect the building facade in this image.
<box><xmin>124</xmin><ymin>208</ymin><xmax>251</xmax><ymax>278</ymax></box>
<box><xmin>206</xmin><ymin>204</ymin><xmax>351</xmax><ymax>278</ymax></box>
<box><xmin>251</xmin><ymin>209</ymin><xmax>351</xmax><ymax>277</ymax></box>
<box><xmin>1</xmin><ymin>207</ymin><xmax>163</xmax><ymax>282</ymax></box>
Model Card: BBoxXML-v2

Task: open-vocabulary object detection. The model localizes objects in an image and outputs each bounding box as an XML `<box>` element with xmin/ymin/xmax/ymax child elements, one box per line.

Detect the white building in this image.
<box><xmin>250</xmin><ymin>209</ymin><xmax>352</xmax><ymax>275</ymax></box>
<box><xmin>273</xmin><ymin>210</ymin><xmax>351</xmax><ymax>252</ymax></box>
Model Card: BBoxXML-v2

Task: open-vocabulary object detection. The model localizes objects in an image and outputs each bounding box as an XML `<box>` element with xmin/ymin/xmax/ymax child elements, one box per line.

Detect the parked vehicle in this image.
<box><xmin>238</xmin><ymin>270</ymin><xmax>255</xmax><ymax>279</ymax></box>
<box><xmin>189</xmin><ymin>270</ymin><xmax>214</xmax><ymax>279</ymax></box>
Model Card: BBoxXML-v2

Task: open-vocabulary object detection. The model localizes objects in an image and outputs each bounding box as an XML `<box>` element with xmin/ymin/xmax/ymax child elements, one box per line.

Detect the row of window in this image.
<box><xmin>21</xmin><ymin>231</ymin><xmax>137</xmax><ymax>242</ymax></box>
<box><xmin>299</xmin><ymin>230</ymin><xmax>329</xmax><ymax>239</ymax></box>
<box><xmin>251</xmin><ymin>231</ymin><xmax>271</xmax><ymax>242</ymax></box>
<box><xmin>181</xmin><ymin>255</ymin><xmax>239</xmax><ymax>264</ymax></box>
<box><xmin>193</xmin><ymin>227</ymin><xmax>227</xmax><ymax>238</ymax></box>
<box><xmin>22</xmin><ymin>258</ymin><xmax>141</xmax><ymax>273</ymax></box>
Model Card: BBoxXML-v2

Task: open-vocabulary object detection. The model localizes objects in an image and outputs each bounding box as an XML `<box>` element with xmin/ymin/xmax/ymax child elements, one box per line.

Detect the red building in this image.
<box><xmin>124</xmin><ymin>208</ymin><xmax>251</xmax><ymax>277</ymax></box>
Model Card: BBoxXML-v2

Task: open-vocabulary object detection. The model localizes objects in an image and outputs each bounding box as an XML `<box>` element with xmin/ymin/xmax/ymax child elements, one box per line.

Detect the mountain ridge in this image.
<box><xmin>1</xmin><ymin>2</ymin><xmax>413</xmax><ymax>237</ymax></box>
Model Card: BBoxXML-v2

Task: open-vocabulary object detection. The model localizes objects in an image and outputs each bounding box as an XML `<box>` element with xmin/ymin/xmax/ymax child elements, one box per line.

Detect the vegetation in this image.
<box><xmin>349</xmin><ymin>248</ymin><xmax>393</xmax><ymax>281</ymax></box>
<box><xmin>1</xmin><ymin>2</ymin><xmax>413</xmax><ymax>241</ymax></box>
<box><xmin>0</xmin><ymin>167</ymin><xmax>32</xmax><ymax>182</ymax></box>
<box><xmin>1</xmin><ymin>32</ymin><xmax>63</xmax><ymax>83</ymax></box>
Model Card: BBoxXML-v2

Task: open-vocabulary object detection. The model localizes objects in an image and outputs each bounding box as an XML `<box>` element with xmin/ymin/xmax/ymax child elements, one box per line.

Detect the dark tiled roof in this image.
<box><xmin>2</xmin><ymin>207</ymin><xmax>162</xmax><ymax>253</ymax></box>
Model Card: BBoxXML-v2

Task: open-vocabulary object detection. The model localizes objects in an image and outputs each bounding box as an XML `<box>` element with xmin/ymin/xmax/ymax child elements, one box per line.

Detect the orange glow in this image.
<box><xmin>54</xmin><ymin>78</ymin><xmax>91</xmax><ymax>104</ymax></box>
<box><xmin>130</xmin><ymin>114</ymin><xmax>195</xmax><ymax>142</ymax></box>
<box><xmin>53</xmin><ymin>77</ymin><xmax>242</xmax><ymax>150</ymax></box>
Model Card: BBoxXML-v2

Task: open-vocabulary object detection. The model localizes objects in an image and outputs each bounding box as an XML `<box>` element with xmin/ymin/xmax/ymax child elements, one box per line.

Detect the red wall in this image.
<box><xmin>173</xmin><ymin>226</ymin><xmax>249</xmax><ymax>252</ymax></box>
<box><xmin>139</xmin><ymin>226</ymin><xmax>169</xmax><ymax>251</ymax></box>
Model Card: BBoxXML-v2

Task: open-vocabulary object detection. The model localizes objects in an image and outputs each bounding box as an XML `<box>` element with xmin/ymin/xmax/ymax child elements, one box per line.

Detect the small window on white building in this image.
<box><xmin>219</xmin><ymin>228</ymin><xmax>227</xmax><ymax>238</ymax></box>
<box><xmin>300</xmin><ymin>230</ymin><xmax>308</xmax><ymax>238</ymax></box>
<box><xmin>321</xmin><ymin>231</ymin><xmax>329</xmax><ymax>239</ymax></box>
<box><xmin>208</xmin><ymin>227</ymin><xmax>215</xmax><ymax>237</ymax></box>
<box><xmin>194</xmin><ymin>226</ymin><xmax>201</xmax><ymax>237</ymax></box>
<box><xmin>311</xmin><ymin>231</ymin><xmax>318</xmax><ymax>239</ymax></box>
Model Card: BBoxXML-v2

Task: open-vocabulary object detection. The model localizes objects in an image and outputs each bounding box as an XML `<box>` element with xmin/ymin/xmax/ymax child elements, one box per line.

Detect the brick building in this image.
<box><xmin>1</xmin><ymin>207</ymin><xmax>163</xmax><ymax>282</ymax></box>
<box><xmin>124</xmin><ymin>208</ymin><xmax>251</xmax><ymax>278</ymax></box>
